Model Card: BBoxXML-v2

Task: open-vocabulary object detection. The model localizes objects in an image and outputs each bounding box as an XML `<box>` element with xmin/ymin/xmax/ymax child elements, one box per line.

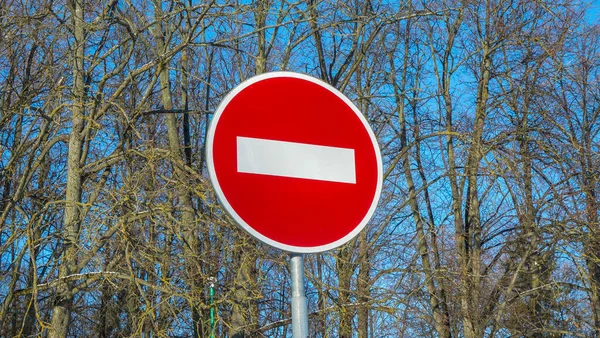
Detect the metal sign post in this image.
<box><xmin>290</xmin><ymin>253</ymin><xmax>308</xmax><ymax>337</ymax></box>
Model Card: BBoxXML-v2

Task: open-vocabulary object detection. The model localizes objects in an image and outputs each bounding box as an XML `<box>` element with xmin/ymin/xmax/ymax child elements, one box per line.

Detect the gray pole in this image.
<box><xmin>290</xmin><ymin>253</ymin><xmax>308</xmax><ymax>337</ymax></box>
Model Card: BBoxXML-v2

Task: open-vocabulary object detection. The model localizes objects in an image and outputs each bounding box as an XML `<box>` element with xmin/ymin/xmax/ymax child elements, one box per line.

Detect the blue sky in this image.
<box><xmin>586</xmin><ymin>0</ymin><xmax>599</xmax><ymax>23</ymax></box>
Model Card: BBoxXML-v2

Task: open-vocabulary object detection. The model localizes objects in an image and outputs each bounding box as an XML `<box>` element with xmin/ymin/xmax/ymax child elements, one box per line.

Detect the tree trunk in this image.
<box><xmin>460</xmin><ymin>42</ymin><xmax>491</xmax><ymax>338</ymax></box>
<box><xmin>391</xmin><ymin>18</ymin><xmax>452</xmax><ymax>337</ymax></box>
<box><xmin>357</xmin><ymin>231</ymin><xmax>370</xmax><ymax>338</ymax></box>
<box><xmin>316</xmin><ymin>255</ymin><xmax>328</xmax><ymax>337</ymax></box>
<box><xmin>584</xmin><ymin>162</ymin><xmax>600</xmax><ymax>336</ymax></box>
<box><xmin>337</xmin><ymin>247</ymin><xmax>354</xmax><ymax>338</ymax></box>
<box><xmin>230</xmin><ymin>243</ymin><xmax>257</xmax><ymax>338</ymax></box>
<box><xmin>49</xmin><ymin>0</ymin><xmax>86</xmax><ymax>336</ymax></box>
<box><xmin>150</xmin><ymin>1</ymin><xmax>203</xmax><ymax>335</ymax></box>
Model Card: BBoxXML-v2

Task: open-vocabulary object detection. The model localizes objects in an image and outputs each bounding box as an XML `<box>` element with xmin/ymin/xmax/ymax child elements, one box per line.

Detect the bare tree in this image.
<box><xmin>0</xmin><ymin>0</ymin><xmax>598</xmax><ymax>337</ymax></box>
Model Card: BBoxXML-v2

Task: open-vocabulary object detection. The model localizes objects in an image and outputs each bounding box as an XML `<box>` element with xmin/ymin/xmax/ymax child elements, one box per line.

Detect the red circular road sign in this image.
<box><xmin>207</xmin><ymin>72</ymin><xmax>382</xmax><ymax>253</ymax></box>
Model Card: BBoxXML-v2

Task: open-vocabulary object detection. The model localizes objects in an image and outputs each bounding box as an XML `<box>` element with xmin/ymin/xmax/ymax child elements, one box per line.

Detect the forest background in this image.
<box><xmin>1</xmin><ymin>0</ymin><xmax>599</xmax><ymax>337</ymax></box>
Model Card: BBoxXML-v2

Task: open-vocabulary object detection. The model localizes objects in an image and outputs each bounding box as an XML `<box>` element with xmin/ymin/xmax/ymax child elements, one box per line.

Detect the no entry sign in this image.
<box><xmin>207</xmin><ymin>72</ymin><xmax>382</xmax><ymax>253</ymax></box>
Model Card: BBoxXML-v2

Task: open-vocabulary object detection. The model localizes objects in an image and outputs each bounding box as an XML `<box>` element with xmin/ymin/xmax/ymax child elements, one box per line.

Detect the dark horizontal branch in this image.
<box><xmin>142</xmin><ymin>109</ymin><xmax>208</xmax><ymax>115</ymax></box>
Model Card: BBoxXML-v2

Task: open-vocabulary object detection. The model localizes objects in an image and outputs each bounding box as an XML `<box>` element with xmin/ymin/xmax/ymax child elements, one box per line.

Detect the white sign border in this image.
<box><xmin>206</xmin><ymin>71</ymin><xmax>383</xmax><ymax>253</ymax></box>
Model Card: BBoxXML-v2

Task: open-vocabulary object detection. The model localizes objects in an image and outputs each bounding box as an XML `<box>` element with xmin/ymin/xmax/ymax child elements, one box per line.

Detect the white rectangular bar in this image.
<box><xmin>237</xmin><ymin>136</ymin><xmax>356</xmax><ymax>184</ymax></box>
